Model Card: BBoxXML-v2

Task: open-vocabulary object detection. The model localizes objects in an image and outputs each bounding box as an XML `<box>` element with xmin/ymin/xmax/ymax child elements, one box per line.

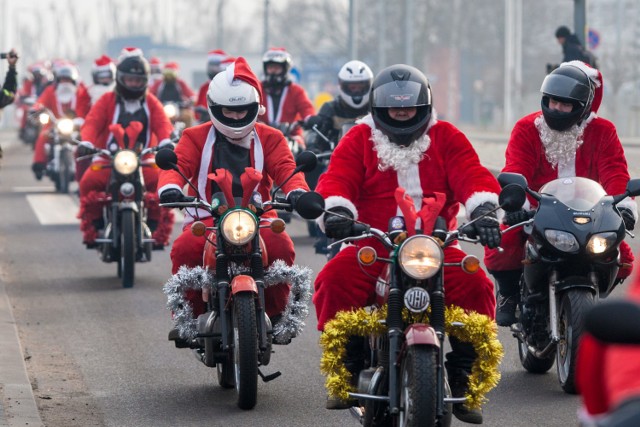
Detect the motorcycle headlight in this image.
<box><xmin>163</xmin><ymin>103</ymin><xmax>178</xmax><ymax>119</ymax></box>
<box><xmin>220</xmin><ymin>210</ymin><xmax>258</xmax><ymax>246</ymax></box>
<box><xmin>113</xmin><ymin>150</ymin><xmax>139</xmax><ymax>175</ymax></box>
<box><xmin>544</xmin><ymin>229</ymin><xmax>579</xmax><ymax>253</ymax></box>
<box><xmin>56</xmin><ymin>118</ymin><xmax>74</xmax><ymax>135</ymax></box>
<box><xmin>38</xmin><ymin>113</ymin><xmax>50</xmax><ymax>125</ymax></box>
<box><xmin>398</xmin><ymin>235</ymin><xmax>443</xmax><ymax>280</ymax></box>
<box><xmin>587</xmin><ymin>232</ymin><xmax>618</xmax><ymax>254</ymax></box>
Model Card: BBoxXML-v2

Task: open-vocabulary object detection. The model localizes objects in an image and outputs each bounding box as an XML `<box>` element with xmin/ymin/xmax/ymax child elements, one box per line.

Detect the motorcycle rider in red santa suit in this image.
<box><xmin>77</xmin><ymin>48</ymin><xmax>175</xmax><ymax>248</ymax></box>
<box><xmin>157</xmin><ymin>57</ymin><xmax>310</xmax><ymax>339</ymax></box>
<box><xmin>484</xmin><ymin>61</ymin><xmax>637</xmax><ymax>327</ymax></box>
<box><xmin>258</xmin><ymin>47</ymin><xmax>315</xmax><ymax>148</ymax></box>
<box><xmin>312</xmin><ymin>64</ymin><xmax>501</xmax><ymax>423</ymax></box>
<box><xmin>31</xmin><ymin>63</ymin><xmax>91</xmax><ymax>179</ymax></box>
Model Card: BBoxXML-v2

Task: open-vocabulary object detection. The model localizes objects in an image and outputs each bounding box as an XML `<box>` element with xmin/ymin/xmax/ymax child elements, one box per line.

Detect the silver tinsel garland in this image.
<box><xmin>163</xmin><ymin>260</ymin><xmax>313</xmax><ymax>344</ymax></box>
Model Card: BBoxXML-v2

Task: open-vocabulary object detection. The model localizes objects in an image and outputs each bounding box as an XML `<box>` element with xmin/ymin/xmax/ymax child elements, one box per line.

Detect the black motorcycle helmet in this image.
<box><xmin>370</xmin><ymin>64</ymin><xmax>432</xmax><ymax>147</ymax></box>
<box><xmin>262</xmin><ymin>48</ymin><xmax>292</xmax><ymax>88</ymax></box>
<box><xmin>540</xmin><ymin>64</ymin><xmax>594</xmax><ymax>131</ymax></box>
<box><xmin>115</xmin><ymin>56</ymin><xmax>150</xmax><ymax>100</ymax></box>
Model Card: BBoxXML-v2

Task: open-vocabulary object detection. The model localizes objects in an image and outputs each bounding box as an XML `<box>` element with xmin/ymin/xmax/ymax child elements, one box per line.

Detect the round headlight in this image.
<box><xmin>163</xmin><ymin>103</ymin><xmax>178</xmax><ymax>119</ymax></box>
<box><xmin>544</xmin><ymin>229</ymin><xmax>579</xmax><ymax>253</ymax></box>
<box><xmin>38</xmin><ymin>113</ymin><xmax>50</xmax><ymax>125</ymax></box>
<box><xmin>56</xmin><ymin>118</ymin><xmax>74</xmax><ymax>135</ymax></box>
<box><xmin>398</xmin><ymin>235</ymin><xmax>443</xmax><ymax>280</ymax></box>
<box><xmin>113</xmin><ymin>150</ymin><xmax>139</xmax><ymax>175</ymax></box>
<box><xmin>220</xmin><ymin>209</ymin><xmax>258</xmax><ymax>245</ymax></box>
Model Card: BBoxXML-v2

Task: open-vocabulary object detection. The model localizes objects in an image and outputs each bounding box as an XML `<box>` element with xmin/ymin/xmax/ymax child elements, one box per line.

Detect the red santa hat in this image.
<box><xmin>118</xmin><ymin>46</ymin><xmax>144</xmax><ymax>62</ymax></box>
<box><xmin>92</xmin><ymin>55</ymin><xmax>114</xmax><ymax>72</ymax></box>
<box><xmin>561</xmin><ymin>60</ymin><xmax>603</xmax><ymax>113</ymax></box>
<box><xmin>149</xmin><ymin>56</ymin><xmax>162</xmax><ymax>66</ymax></box>
<box><xmin>207</xmin><ymin>49</ymin><xmax>228</xmax><ymax>63</ymax></box>
<box><xmin>225</xmin><ymin>57</ymin><xmax>266</xmax><ymax>115</ymax></box>
<box><xmin>164</xmin><ymin>61</ymin><xmax>179</xmax><ymax>71</ymax></box>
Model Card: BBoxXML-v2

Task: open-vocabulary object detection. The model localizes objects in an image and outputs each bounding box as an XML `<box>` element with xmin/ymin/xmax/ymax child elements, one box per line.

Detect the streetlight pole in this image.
<box><xmin>263</xmin><ymin>0</ymin><xmax>270</xmax><ymax>54</ymax></box>
<box><xmin>348</xmin><ymin>0</ymin><xmax>357</xmax><ymax>59</ymax></box>
<box><xmin>574</xmin><ymin>0</ymin><xmax>588</xmax><ymax>46</ymax></box>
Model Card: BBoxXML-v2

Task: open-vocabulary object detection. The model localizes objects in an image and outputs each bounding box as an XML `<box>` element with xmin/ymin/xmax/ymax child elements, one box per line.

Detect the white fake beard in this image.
<box><xmin>535</xmin><ymin>115</ymin><xmax>586</xmax><ymax>170</ymax></box>
<box><xmin>88</xmin><ymin>84</ymin><xmax>114</xmax><ymax>104</ymax></box>
<box><xmin>370</xmin><ymin>127</ymin><xmax>430</xmax><ymax>172</ymax></box>
<box><xmin>56</xmin><ymin>83</ymin><xmax>77</xmax><ymax>104</ymax></box>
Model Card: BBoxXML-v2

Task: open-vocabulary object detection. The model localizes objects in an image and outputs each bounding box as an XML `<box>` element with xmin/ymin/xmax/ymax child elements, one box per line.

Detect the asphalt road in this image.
<box><xmin>1</xmin><ymin>128</ymin><xmax>639</xmax><ymax>427</ymax></box>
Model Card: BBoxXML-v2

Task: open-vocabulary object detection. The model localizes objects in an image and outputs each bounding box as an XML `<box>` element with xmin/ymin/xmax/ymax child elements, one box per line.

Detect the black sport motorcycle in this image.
<box><xmin>498</xmin><ymin>173</ymin><xmax>640</xmax><ymax>393</ymax></box>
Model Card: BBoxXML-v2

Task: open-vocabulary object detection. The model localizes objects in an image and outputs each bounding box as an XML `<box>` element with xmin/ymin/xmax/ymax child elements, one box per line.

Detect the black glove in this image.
<box><xmin>619</xmin><ymin>207</ymin><xmax>636</xmax><ymax>231</ymax></box>
<box><xmin>469</xmin><ymin>202</ymin><xmax>501</xmax><ymax>249</ymax></box>
<box><xmin>286</xmin><ymin>189</ymin><xmax>306</xmax><ymax>212</ymax></box>
<box><xmin>324</xmin><ymin>206</ymin><xmax>354</xmax><ymax>240</ymax></box>
<box><xmin>303</xmin><ymin>115</ymin><xmax>329</xmax><ymax>131</ymax></box>
<box><xmin>160</xmin><ymin>189</ymin><xmax>188</xmax><ymax>204</ymax></box>
<box><xmin>76</xmin><ymin>142</ymin><xmax>95</xmax><ymax>157</ymax></box>
<box><xmin>503</xmin><ymin>209</ymin><xmax>533</xmax><ymax>226</ymax></box>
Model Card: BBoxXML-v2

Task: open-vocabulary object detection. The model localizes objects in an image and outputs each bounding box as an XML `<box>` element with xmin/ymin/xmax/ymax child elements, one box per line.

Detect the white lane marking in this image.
<box><xmin>12</xmin><ymin>186</ymin><xmax>56</xmax><ymax>193</ymax></box>
<box><xmin>26</xmin><ymin>194</ymin><xmax>80</xmax><ymax>225</ymax></box>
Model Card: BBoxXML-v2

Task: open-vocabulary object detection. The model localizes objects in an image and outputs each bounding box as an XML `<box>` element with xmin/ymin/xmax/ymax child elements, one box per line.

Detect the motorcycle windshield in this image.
<box><xmin>539</xmin><ymin>177</ymin><xmax>606</xmax><ymax>210</ymax></box>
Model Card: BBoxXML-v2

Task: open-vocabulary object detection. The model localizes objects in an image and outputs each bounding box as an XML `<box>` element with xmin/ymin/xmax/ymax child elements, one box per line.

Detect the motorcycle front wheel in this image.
<box><xmin>232</xmin><ymin>292</ymin><xmax>258</xmax><ymax>410</ymax></box>
<box><xmin>57</xmin><ymin>149</ymin><xmax>73</xmax><ymax>194</ymax></box>
<box><xmin>517</xmin><ymin>338</ymin><xmax>555</xmax><ymax>374</ymax></box>
<box><xmin>120</xmin><ymin>210</ymin><xmax>136</xmax><ymax>288</ymax></box>
<box><xmin>399</xmin><ymin>345</ymin><xmax>438</xmax><ymax>427</ymax></box>
<box><xmin>557</xmin><ymin>289</ymin><xmax>594</xmax><ymax>394</ymax></box>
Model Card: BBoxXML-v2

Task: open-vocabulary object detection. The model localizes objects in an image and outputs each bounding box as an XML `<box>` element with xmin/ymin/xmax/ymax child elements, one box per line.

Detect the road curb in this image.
<box><xmin>0</xmin><ymin>281</ymin><xmax>44</xmax><ymax>427</ymax></box>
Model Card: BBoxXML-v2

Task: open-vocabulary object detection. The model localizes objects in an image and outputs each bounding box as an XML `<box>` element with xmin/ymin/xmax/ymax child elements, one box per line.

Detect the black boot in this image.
<box><xmin>446</xmin><ymin>337</ymin><xmax>483</xmax><ymax>424</ymax></box>
<box><xmin>326</xmin><ymin>335</ymin><xmax>366</xmax><ymax>410</ymax></box>
<box><xmin>490</xmin><ymin>269</ymin><xmax>522</xmax><ymax>327</ymax></box>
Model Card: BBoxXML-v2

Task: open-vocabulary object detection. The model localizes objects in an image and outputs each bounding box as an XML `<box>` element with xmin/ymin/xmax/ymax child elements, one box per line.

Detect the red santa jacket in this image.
<box><xmin>196</xmin><ymin>81</ymin><xmax>209</xmax><ymax>108</ymax></box>
<box><xmin>80</xmin><ymin>91</ymin><xmax>173</xmax><ymax>154</ymax></box>
<box><xmin>258</xmin><ymin>82</ymin><xmax>315</xmax><ymax>130</ymax></box>
<box><xmin>504</xmin><ymin>111</ymin><xmax>636</xmax><ymax>216</ymax></box>
<box><xmin>157</xmin><ymin>121</ymin><xmax>310</xmax><ymax>223</ymax></box>
<box><xmin>35</xmin><ymin>84</ymin><xmax>91</xmax><ymax>119</ymax></box>
<box><xmin>315</xmin><ymin>115</ymin><xmax>500</xmax><ymax>233</ymax></box>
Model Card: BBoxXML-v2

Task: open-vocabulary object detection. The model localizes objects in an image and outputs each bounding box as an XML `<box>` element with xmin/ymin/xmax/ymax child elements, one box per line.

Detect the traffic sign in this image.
<box><xmin>588</xmin><ymin>29</ymin><xmax>600</xmax><ymax>50</ymax></box>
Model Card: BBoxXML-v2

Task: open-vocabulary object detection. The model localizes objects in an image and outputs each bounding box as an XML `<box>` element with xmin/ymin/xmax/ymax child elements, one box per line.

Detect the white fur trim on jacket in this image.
<box><xmin>618</xmin><ymin>197</ymin><xmax>639</xmax><ymax>221</ymax></box>
<box><xmin>316</xmin><ymin>195</ymin><xmax>358</xmax><ymax>233</ymax></box>
<box><xmin>464</xmin><ymin>191</ymin><xmax>500</xmax><ymax>220</ymax></box>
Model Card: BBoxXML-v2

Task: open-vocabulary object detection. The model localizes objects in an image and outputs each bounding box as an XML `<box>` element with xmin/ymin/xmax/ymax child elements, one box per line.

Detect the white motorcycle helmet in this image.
<box><xmin>206</xmin><ymin>66</ymin><xmax>265</xmax><ymax>140</ymax></box>
<box><xmin>338</xmin><ymin>60</ymin><xmax>374</xmax><ymax>109</ymax></box>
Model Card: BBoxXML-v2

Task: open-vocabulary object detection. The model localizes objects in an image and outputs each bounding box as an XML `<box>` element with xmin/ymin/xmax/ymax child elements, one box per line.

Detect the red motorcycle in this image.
<box><xmin>156</xmin><ymin>149</ymin><xmax>324</xmax><ymax>409</ymax></box>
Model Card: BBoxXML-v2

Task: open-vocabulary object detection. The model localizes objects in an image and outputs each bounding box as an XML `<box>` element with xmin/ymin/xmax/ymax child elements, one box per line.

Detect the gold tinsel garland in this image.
<box><xmin>319</xmin><ymin>305</ymin><xmax>503</xmax><ymax>410</ymax></box>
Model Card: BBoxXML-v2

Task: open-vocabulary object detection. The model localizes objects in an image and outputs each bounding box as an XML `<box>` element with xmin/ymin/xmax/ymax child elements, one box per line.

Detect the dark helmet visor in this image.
<box><xmin>371</xmin><ymin>80</ymin><xmax>430</xmax><ymax>108</ymax></box>
<box><xmin>540</xmin><ymin>74</ymin><xmax>590</xmax><ymax>103</ymax></box>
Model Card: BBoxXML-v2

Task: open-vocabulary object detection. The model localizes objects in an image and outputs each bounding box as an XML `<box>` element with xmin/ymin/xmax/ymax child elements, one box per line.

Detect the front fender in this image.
<box><xmin>404</xmin><ymin>324</ymin><xmax>440</xmax><ymax>347</ymax></box>
<box><xmin>230</xmin><ymin>274</ymin><xmax>258</xmax><ymax>295</ymax></box>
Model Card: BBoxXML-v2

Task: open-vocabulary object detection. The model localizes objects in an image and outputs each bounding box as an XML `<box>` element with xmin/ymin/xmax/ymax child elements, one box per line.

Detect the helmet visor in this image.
<box><xmin>371</xmin><ymin>80</ymin><xmax>430</xmax><ymax>108</ymax></box>
<box><xmin>210</xmin><ymin>102</ymin><xmax>259</xmax><ymax>129</ymax></box>
<box><xmin>540</xmin><ymin>74</ymin><xmax>590</xmax><ymax>103</ymax></box>
<box><xmin>340</xmin><ymin>80</ymin><xmax>371</xmax><ymax>98</ymax></box>
<box><xmin>117</xmin><ymin>72</ymin><xmax>148</xmax><ymax>90</ymax></box>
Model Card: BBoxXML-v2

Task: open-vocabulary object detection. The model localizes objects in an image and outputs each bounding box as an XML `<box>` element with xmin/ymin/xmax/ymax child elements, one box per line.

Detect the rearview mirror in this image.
<box><xmin>497</xmin><ymin>172</ymin><xmax>528</xmax><ymax>189</ymax></box>
<box><xmin>155</xmin><ymin>149</ymin><xmax>178</xmax><ymax>171</ymax></box>
<box><xmin>295</xmin><ymin>191</ymin><xmax>325</xmax><ymax>220</ymax></box>
<box><xmin>626</xmin><ymin>179</ymin><xmax>640</xmax><ymax>198</ymax></box>
<box><xmin>295</xmin><ymin>151</ymin><xmax>318</xmax><ymax>173</ymax></box>
<box><xmin>499</xmin><ymin>184</ymin><xmax>527</xmax><ymax>212</ymax></box>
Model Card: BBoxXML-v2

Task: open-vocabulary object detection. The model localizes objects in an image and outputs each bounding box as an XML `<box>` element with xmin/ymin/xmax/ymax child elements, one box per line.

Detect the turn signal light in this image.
<box><xmin>270</xmin><ymin>218</ymin><xmax>286</xmax><ymax>234</ymax></box>
<box><xmin>358</xmin><ymin>247</ymin><xmax>377</xmax><ymax>266</ymax></box>
<box><xmin>461</xmin><ymin>255</ymin><xmax>480</xmax><ymax>274</ymax></box>
<box><xmin>191</xmin><ymin>221</ymin><xmax>207</xmax><ymax>237</ymax></box>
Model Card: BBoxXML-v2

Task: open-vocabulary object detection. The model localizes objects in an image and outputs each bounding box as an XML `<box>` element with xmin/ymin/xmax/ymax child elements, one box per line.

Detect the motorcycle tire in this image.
<box><xmin>121</xmin><ymin>210</ymin><xmax>136</xmax><ymax>288</ymax></box>
<box><xmin>557</xmin><ymin>289</ymin><xmax>594</xmax><ymax>394</ymax></box>
<box><xmin>57</xmin><ymin>149</ymin><xmax>73</xmax><ymax>194</ymax></box>
<box><xmin>398</xmin><ymin>345</ymin><xmax>438</xmax><ymax>427</ymax></box>
<box><xmin>517</xmin><ymin>338</ymin><xmax>555</xmax><ymax>374</ymax></box>
<box><xmin>217</xmin><ymin>353</ymin><xmax>235</xmax><ymax>389</ymax></box>
<box><xmin>232</xmin><ymin>292</ymin><xmax>258</xmax><ymax>410</ymax></box>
